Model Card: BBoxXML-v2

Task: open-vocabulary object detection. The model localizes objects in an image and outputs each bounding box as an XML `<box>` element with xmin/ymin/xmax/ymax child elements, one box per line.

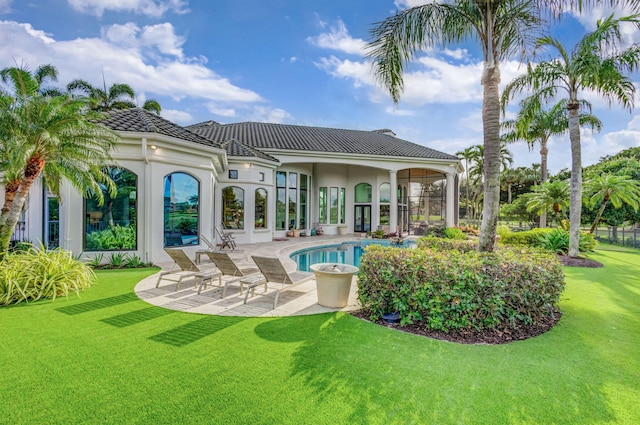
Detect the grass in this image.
<box><xmin>1</xmin><ymin>250</ymin><xmax>639</xmax><ymax>424</ymax></box>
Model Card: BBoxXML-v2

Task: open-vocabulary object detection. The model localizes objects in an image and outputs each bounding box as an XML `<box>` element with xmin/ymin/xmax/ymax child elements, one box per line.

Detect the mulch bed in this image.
<box><xmin>350</xmin><ymin>309</ymin><xmax>562</xmax><ymax>345</ymax></box>
<box><xmin>557</xmin><ymin>255</ymin><xmax>603</xmax><ymax>268</ymax></box>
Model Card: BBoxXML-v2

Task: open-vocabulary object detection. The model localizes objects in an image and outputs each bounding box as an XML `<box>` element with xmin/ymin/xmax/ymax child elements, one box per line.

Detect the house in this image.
<box><xmin>8</xmin><ymin>108</ymin><xmax>462</xmax><ymax>264</ymax></box>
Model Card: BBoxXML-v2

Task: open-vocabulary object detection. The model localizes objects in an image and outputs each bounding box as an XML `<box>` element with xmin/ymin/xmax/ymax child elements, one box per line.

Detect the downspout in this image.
<box><xmin>142</xmin><ymin>138</ymin><xmax>151</xmax><ymax>264</ymax></box>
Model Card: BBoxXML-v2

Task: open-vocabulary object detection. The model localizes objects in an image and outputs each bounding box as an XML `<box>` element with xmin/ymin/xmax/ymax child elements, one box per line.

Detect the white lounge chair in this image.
<box><xmin>198</xmin><ymin>251</ymin><xmax>264</xmax><ymax>298</ymax></box>
<box><xmin>157</xmin><ymin>248</ymin><xmax>222</xmax><ymax>291</ymax></box>
<box><xmin>250</xmin><ymin>256</ymin><xmax>314</xmax><ymax>309</ymax></box>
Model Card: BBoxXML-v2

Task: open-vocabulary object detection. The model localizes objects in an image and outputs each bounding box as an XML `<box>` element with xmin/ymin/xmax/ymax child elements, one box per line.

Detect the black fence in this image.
<box><xmin>591</xmin><ymin>226</ymin><xmax>640</xmax><ymax>249</ymax></box>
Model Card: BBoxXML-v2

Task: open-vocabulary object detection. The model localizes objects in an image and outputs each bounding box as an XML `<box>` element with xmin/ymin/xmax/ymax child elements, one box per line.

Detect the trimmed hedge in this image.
<box><xmin>357</xmin><ymin>243</ymin><xmax>565</xmax><ymax>332</ymax></box>
<box><xmin>500</xmin><ymin>228</ymin><xmax>597</xmax><ymax>252</ymax></box>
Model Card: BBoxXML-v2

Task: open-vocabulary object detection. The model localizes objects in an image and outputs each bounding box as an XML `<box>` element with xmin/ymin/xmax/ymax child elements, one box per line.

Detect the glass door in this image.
<box><xmin>354</xmin><ymin>205</ymin><xmax>371</xmax><ymax>233</ymax></box>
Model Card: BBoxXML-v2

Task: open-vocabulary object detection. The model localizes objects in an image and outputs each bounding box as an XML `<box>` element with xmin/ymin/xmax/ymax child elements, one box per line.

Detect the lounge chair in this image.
<box><xmin>215</xmin><ymin>226</ymin><xmax>236</xmax><ymax>250</ymax></box>
<box><xmin>195</xmin><ymin>234</ymin><xmax>217</xmax><ymax>264</ymax></box>
<box><xmin>250</xmin><ymin>256</ymin><xmax>314</xmax><ymax>309</ymax></box>
<box><xmin>198</xmin><ymin>251</ymin><xmax>264</xmax><ymax>298</ymax></box>
<box><xmin>157</xmin><ymin>248</ymin><xmax>222</xmax><ymax>291</ymax></box>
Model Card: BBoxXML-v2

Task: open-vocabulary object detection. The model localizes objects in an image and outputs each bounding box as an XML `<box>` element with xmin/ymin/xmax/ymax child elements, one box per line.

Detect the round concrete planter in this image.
<box><xmin>337</xmin><ymin>224</ymin><xmax>348</xmax><ymax>235</ymax></box>
<box><xmin>310</xmin><ymin>263</ymin><xmax>359</xmax><ymax>308</ymax></box>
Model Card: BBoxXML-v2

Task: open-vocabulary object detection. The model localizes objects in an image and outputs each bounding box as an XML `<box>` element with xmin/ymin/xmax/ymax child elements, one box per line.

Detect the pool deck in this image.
<box><xmin>135</xmin><ymin>235</ymin><xmax>380</xmax><ymax>317</ymax></box>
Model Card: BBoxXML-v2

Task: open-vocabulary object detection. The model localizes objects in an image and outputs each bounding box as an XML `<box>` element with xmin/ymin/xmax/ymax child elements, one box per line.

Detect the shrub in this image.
<box><xmin>444</xmin><ymin>227</ymin><xmax>466</xmax><ymax>240</ymax></box>
<box><xmin>416</xmin><ymin>236</ymin><xmax>476</xmax><ymax>253</ymax></box>
<box><xmin>85</xmin><ymin>224</ymin><xmax>136</xmax><ymax>250</ymax></box>
<box><xmin>496</xmin><ymin>225</ymin><xmax>511</xmax><ymax>240</ymax></box>
<box><xmin>357</xmin><ymin>244</ymin><xmax>565</xmax><ymax>332</ymax></box>
<box><xmin>538</xmin><ymin>229</ymin><xmax>570</xmax><ymax>254</ymax></box>
<box><xmin>500</xmin><ymin>228</ymin><xmax>554</xmax><ymax>246</ymax></box>
<box><xmin>502</xmin><ymin>228</ymin><xmax>597</xmax><ymax>253</ymax></box>
<box><xmin>0</xmin><ymin>246</ymin><xmax>95</xmax><ymax>305</ymax></box>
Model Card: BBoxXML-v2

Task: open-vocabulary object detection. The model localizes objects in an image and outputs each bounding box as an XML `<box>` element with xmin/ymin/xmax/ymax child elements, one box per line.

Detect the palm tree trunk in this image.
<box><xmin>589</xmin><ymin>199</ymin><xmax>609</xmax><ymax>233</ymax></box>
<box><xmin>567</xmin><ymin>100</ymin><xmax>582</xmax><ymax>257</ymax></box>
<box><xmin>0</xmin><ymin>180</ymin><xmax>20</xmax><ymax>230</ymax></box>
<box><xmin>539</xmin><ymin>140</ymin><xmax>549</xmax><ymax>228</ymax></box>
<box><xmin>465</xmin><ymin>159</ymin><xmax>470</xmax><ymax>223</ymax></box>
<box><xmin>478</xmin><ymin>65</ymin><xmax>501</xmax><ymax>252</ymax></box>
<box><xmin>0</xmin><ymin>157</ymin><xmax>45</xmax><ymax>254</ymax></box>
<box><xmin>507</xmin><ymin>183</ymin><xmax>512</xmax><ymax>204</ymax></box>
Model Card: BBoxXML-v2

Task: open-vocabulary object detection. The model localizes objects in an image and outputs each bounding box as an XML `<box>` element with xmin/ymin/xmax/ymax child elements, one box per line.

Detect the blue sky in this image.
<box><xmin>1</xmin><ymin>0</ymin><xmax>639</xmax><ymax>173</ymax></box>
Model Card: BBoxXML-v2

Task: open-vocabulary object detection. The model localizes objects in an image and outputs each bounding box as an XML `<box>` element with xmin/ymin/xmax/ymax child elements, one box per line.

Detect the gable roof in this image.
<box><xmin>220</xmin><ymin>139</ymin><xmax>280</xmax><ymax>163</ymax></box>
<box><xmin>187</xmin><ymin>121</ymin><xmax>459</xmax><ymax>161</ymax></box>
<box><xmin>99</xmin><ymin>108</ymin><xmax>219</xmax><ymax>148</ymax></box>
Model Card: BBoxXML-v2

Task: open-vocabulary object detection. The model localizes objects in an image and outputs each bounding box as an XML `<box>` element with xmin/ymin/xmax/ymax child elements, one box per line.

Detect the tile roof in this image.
<box><xmin>98</xmin><ymin>108</ymin><xmax>219</xmax><ymax>148</ymax></box>
<box><xmin>220</xmin><ymin>139</ymin><xmax>280</xmax><ymax>163</ymax></box>
<box><xmin>187</xmin><ymin>121</ymin><xmax>459</xmax><ymax>161</ymax></box>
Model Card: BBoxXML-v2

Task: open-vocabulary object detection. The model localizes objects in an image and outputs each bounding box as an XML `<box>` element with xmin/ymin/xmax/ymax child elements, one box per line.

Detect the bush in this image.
<box><xmin>502</xmin><ymin>228</ymin><xmax>597</xmax><ymax>253</ymax></box>
<box><xmin>496</xmin><ymin>225</ymin><xmax>511</xmax><ymax>240</ymax></box>
<box><xmin>444</xmin><ymin>227</ymin><xmax>467</xmax><ymax>240</ymax></box>
<box><xmin>416</xmin><ymin>236</ymin><xmax>476</xmax><ymax>253</ymax></box>
<box><xmin>0</xmin><ymin>246</ymin><xmax>96</xmax><ymax>305</ymax></box>
<box><xmin>85</xmin><ymin>224</ymin><xmax>136</xmax><ymax>250</ymax></box>
<box><xmin>357</xmin><ymin>244</ymin><xmax>565</xmax><ymax>332</ymax></box>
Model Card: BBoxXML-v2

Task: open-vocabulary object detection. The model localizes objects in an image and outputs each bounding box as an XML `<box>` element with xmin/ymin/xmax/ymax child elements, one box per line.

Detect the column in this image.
<box><xmin>389</xmin><ymin>170</ymin><xmax>397</xmax><ymax>234</ymax></box>
<box><xmin>445</xmin><ymin>172</ymin><xmax>455</xmax><ymax>228</ymax></box>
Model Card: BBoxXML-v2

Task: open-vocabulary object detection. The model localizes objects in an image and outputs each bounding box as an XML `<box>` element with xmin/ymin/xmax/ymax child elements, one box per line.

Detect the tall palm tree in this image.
<box><xmin>501</xmin><ymin>167</ymin><xmax>524</xmax><ymax>204</ymax></box>
<box><xmin>0</xmin><ymin>65</ymin><xmax>119</xmax><ymax>253</ymax></box>
<box><xmin>502</xmin><ymin>98</ymin><xmax>602</xmax><ymax>227</ymax></box>
<box><xmin>584</xmin><ymin>174</ymin><xmax>640</xmax><ymax>233</ymax></box>
<box><xmin>456</xmin><ymin>146</ymin><xmax>476</xmax><ymax>222</ymax></box>
<box><xmin>367</xmin><ymin>1</ymin><xmax>546</xmax><ymax>251</ymax></box>
<box><xmin>67</xmin><ymin>79</ymin><xmax>161</xmax><ymax>114</ymax></box>
<box><xmin>527</xmin><ymin>180</ymin><xmax>570</xmax><ymax>227</ymax></box>
<box><xmin>503</xmin><ymin>14</ymin><xmax>640</xmax><ymax>257</ymax></box>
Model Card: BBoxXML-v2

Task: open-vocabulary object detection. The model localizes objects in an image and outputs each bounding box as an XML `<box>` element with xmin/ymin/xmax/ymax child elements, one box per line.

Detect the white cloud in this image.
<box><xmin>0</xmin><ymin>20</ymin><xmax>262</xmax><ymax>106</ymax></box>
<box><xmin>247</xmin><ymin>106</ymin><xmax>292</xmax><ymax>124</ymax></box>
<box><xmin>443</xmin><ymin>48</ymin><xmax>469</xmax><ymax>61</ymax></box>
<box><xmin>569</xmin><ymin>6</ymin><xmax>640</xmax><ymax>44</ymax></box>
<box><xmin>67</xmin><ymin>0</ymin><xmax>189</xmax><ymax>18</ymax></box>
<box><xmin>385</xmin><ymin>106</ymin><xmax>416</xmax><ymax>116</ymax></box>
<box><xmin>206</xmin><ymin>104</ymin><xmax>237</xmax><ymax>118</ymax></box>
<box><xmin>315</xmin><ymin>56</ymin><xmax>376</xmax><ymax>88</ymax></box>
<box><xmin>307</xmin><ymin>19</ymin><xmax>366</xmax><ymax>55</ymax></box>
<box><xmin>394</xmin><ymin>0</ymin><xmax>432</xmax><ymax>9</ymax></box>
<box><xmin>162</xmin><ymin>109</ymin><xmax>193</xmax><ymax>124</ymax></box>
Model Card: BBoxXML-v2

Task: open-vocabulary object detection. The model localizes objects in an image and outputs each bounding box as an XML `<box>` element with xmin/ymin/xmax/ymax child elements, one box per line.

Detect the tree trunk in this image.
<box><xmin>0</xmin><ymin>180</ymin><xmax>20</xmax><ymax>232</ymax></box>
<box><xmin>0</xmin><ymin>156</ymin><xmax>45</xmax><ymax>254</ymax></box>
<box><xmin>478</xmin><ymin>65</ymin><xmax>501</xmax><ymax>252</ymax></box>
<box><xmin>567</xmin><ymin>100</ymin><xmax>582</xmax><ymax>257</ymax></box>
<box><xmin>539</xmin><ymin>140</ymin><xmax>548</xmax><ymax>228</ymax></box>
<box><xmin>589</xmin><ymin>198</ymin><xmax>609</xmax><ymax>233</ymax></box>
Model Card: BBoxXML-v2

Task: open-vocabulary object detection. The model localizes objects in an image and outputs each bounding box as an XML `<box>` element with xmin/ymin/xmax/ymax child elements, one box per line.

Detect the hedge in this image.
<box><xmin>357</xmin><ymin>243</ymin><xmax>565</xmax><ymax>332</ymax></box>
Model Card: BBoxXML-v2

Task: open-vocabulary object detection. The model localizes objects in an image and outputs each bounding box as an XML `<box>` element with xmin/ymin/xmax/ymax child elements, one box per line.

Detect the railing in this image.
<box><xmin>591</xmin><ymin>226</ymin><xmax>640</xmax><ymax>249</ymax></box>
<box><xmin>48</xmin><ymin>221</ymin><xmax>60</xmax><ymax>248</ymax></box>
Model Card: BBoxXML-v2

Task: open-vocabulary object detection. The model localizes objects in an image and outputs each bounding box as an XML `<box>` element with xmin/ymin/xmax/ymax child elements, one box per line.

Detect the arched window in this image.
<box><xmin>164</xmin><ymin>172</ymin><xmax>199</xmax><ymax>247</ymax></box>
<box><xmin>85</xmin><ymin>167</ymin><xmax>137</xmax><ymax>251</ymax></box>
<box><xmin>379</xmin><ymin>183</ymin><xmax>390</xmax><ymax>225</ymax></box>
<box><xmin>222</xmin><ymin>186</ymin><xmax>244</xmax><ymax>229</ymax></box>
<box><xmin>355</xmin><ymin>183</ymin><xmax>372</xmax><ymax>203</ymax></box>
<box><xmin>255</xmin><ymin>188</ymin><xmax>267</xmax><ymax>229</ymax></box>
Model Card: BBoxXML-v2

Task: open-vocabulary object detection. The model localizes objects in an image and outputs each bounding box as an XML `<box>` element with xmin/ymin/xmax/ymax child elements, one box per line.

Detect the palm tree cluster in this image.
<box><xmin>367</xmin><ymin>1</ymin><xmax>640</xmax><ymax>255</ymax></box>
<box><xmin>0</xmin><ymin>64</ymin><xmax>145</xmax><ymax>254</ymax></box>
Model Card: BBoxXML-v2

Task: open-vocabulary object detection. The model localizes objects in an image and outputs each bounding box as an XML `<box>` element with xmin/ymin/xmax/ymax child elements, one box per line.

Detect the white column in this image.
<box><xmin>389</xmin><ymin>170</ymin><xmax>397</xmax><ymax>233</ymax></box>
<box><xmin>423</xmin><ymin>188</ymin><xmax>430</xmax><ymax>225</ymax></box>
<box><xmin>446</xmin><ymin>172</ymin><xmax>455</xmax><ymax>228</ymax></box>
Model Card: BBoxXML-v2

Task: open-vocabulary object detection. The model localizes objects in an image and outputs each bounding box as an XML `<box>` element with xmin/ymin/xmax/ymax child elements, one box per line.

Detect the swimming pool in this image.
<box><xmin>290</xmin><ymin>239</ymin><xmax>414</xmax><ymax>272</ymax></box>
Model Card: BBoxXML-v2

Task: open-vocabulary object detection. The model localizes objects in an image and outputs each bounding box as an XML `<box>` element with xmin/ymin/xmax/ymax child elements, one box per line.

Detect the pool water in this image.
<box><xmin>291</xmin><ymin>239</ymin><xmax>414</xmax><ymax>272</ymax></box>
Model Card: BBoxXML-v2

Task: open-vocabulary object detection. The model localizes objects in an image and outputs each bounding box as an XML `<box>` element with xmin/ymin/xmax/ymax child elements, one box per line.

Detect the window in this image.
<box><xmin>228</xmin><ymin>170</ymin><xmax>238</xmax><ymax>179</ymax></box>
<box><xmin>355</xmin><ymin>183</ymin><xmax>372</xmax><ymax>203</ymax></box>
<box><xmin>163</xmin><ymin>172</ymin><xmax>199</xmax><ymax>247</ymax></box>
<box><xmin>300</xmin><ymin>175</ymin><xmax>308</xmax><ymax>229</ymax></box>
<box><xmin>85</xmin><ymin>167</ymin><xmax>138</xmax><ymax>251</ymax></box>
<box><xmin>319</xmin><ymin>187</ymin><xmax>327</xmax><ymax>224</ymax></box>
<box><xmin>255</xmin><ymin>189</ymin><xmax>267</xmax><ymax>229</ymax></box>
<box><xmin>330</xmin><ymin>187</ymin><xmax>338</xmax><ymax>224</ymax></box>
<box><xmin>380</xmin><ymin>183</ymin><xmax>390</xmax><ymax>225</ymax></box>
<box><xmin>222</xmin><ymin>186</ymin><xmax>244</xmax><ymax>229</ymax></box>
<box><xmin>339</xmin><ymin>188</ymin><xmax>345</xmax><ymax>224</ymax></box>
<box><xmin>276</xmin><ymin>172</ymin><xmax>286</xmax><ymax>230</ymax></box>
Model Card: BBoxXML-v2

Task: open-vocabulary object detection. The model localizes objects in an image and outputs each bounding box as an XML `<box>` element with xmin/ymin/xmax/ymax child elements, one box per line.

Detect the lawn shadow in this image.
<box><xmin>101</xmin><ymin>307</ymin><xmax>177</xmax><ymax>327</ymax></box>
<box><xmin>55</xmin><ymin>293</ymin><xmax>139</xmax><ymax>315</ymax></box>
<box><xmin>149</xmin><ymin>315</ymin><xmax>247</xmax><ymax>347</ymax></box>
<box><xmin>253</xmin><ymin>313</ymin><xmax>329</xmax><ymax>344</ymax></box>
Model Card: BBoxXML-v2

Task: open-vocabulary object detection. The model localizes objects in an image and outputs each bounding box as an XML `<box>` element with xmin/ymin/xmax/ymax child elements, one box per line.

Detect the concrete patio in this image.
<box><xmin>134</xmin><ymin>235</ymin><xmax>367</xmax><ymax>317</ymax></box>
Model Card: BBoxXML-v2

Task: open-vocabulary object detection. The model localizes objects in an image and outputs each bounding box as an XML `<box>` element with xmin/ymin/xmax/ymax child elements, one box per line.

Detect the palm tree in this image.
<box><xmin>456</xmin><ymin>146</ymin><xmax>476</xmax><ymax>222</ymax></box>
<box><xmin>584</xmin><ymin>174</ymin><xmax>640</xmax><ymax>233</ymax></box>
<box><xmin>527</xmin><ymin>180</ymin><xmax>570</xmax><ymax>227</ymax></box>
<box><xmin>367</xmin><ymin>1</ymin><xmax>547</xmax><ymax>251</ymax></box>
<box><xmin>0</xmin><ymin>65</ymin><xmax>119</xmax><ymax>253</ymax></box>
<box><xmin>67</xmin><ymin>79</ymin><xmax>161</xmax><ymax>114</ymax></box>
<box><xmin>503</xmin><ymin>14</ymin><xmax>640</xmax><ymax>257</ymax></box>
<box><xmin>502</xmin><ymin>98</ymin><xmax>602</xmax><ymax>227</ymax></box>
<box><xmin>501</xmin><ymin>167</ymin><xmax>524</xmax><ymax>204</ymax></box>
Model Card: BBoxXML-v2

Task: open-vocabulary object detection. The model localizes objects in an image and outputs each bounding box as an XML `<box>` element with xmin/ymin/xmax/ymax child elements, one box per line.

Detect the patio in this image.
<box><xmin>134</xmin><ymin>235</ymin><xmax>366</xmax><ymax>317</ymax></box>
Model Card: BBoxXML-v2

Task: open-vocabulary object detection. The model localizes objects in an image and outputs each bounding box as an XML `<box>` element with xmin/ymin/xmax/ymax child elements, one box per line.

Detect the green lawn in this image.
<box><xmin>1</xmin><ymin>249</ymin><xmax>639</xmax><ymax>424</ymax></box>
